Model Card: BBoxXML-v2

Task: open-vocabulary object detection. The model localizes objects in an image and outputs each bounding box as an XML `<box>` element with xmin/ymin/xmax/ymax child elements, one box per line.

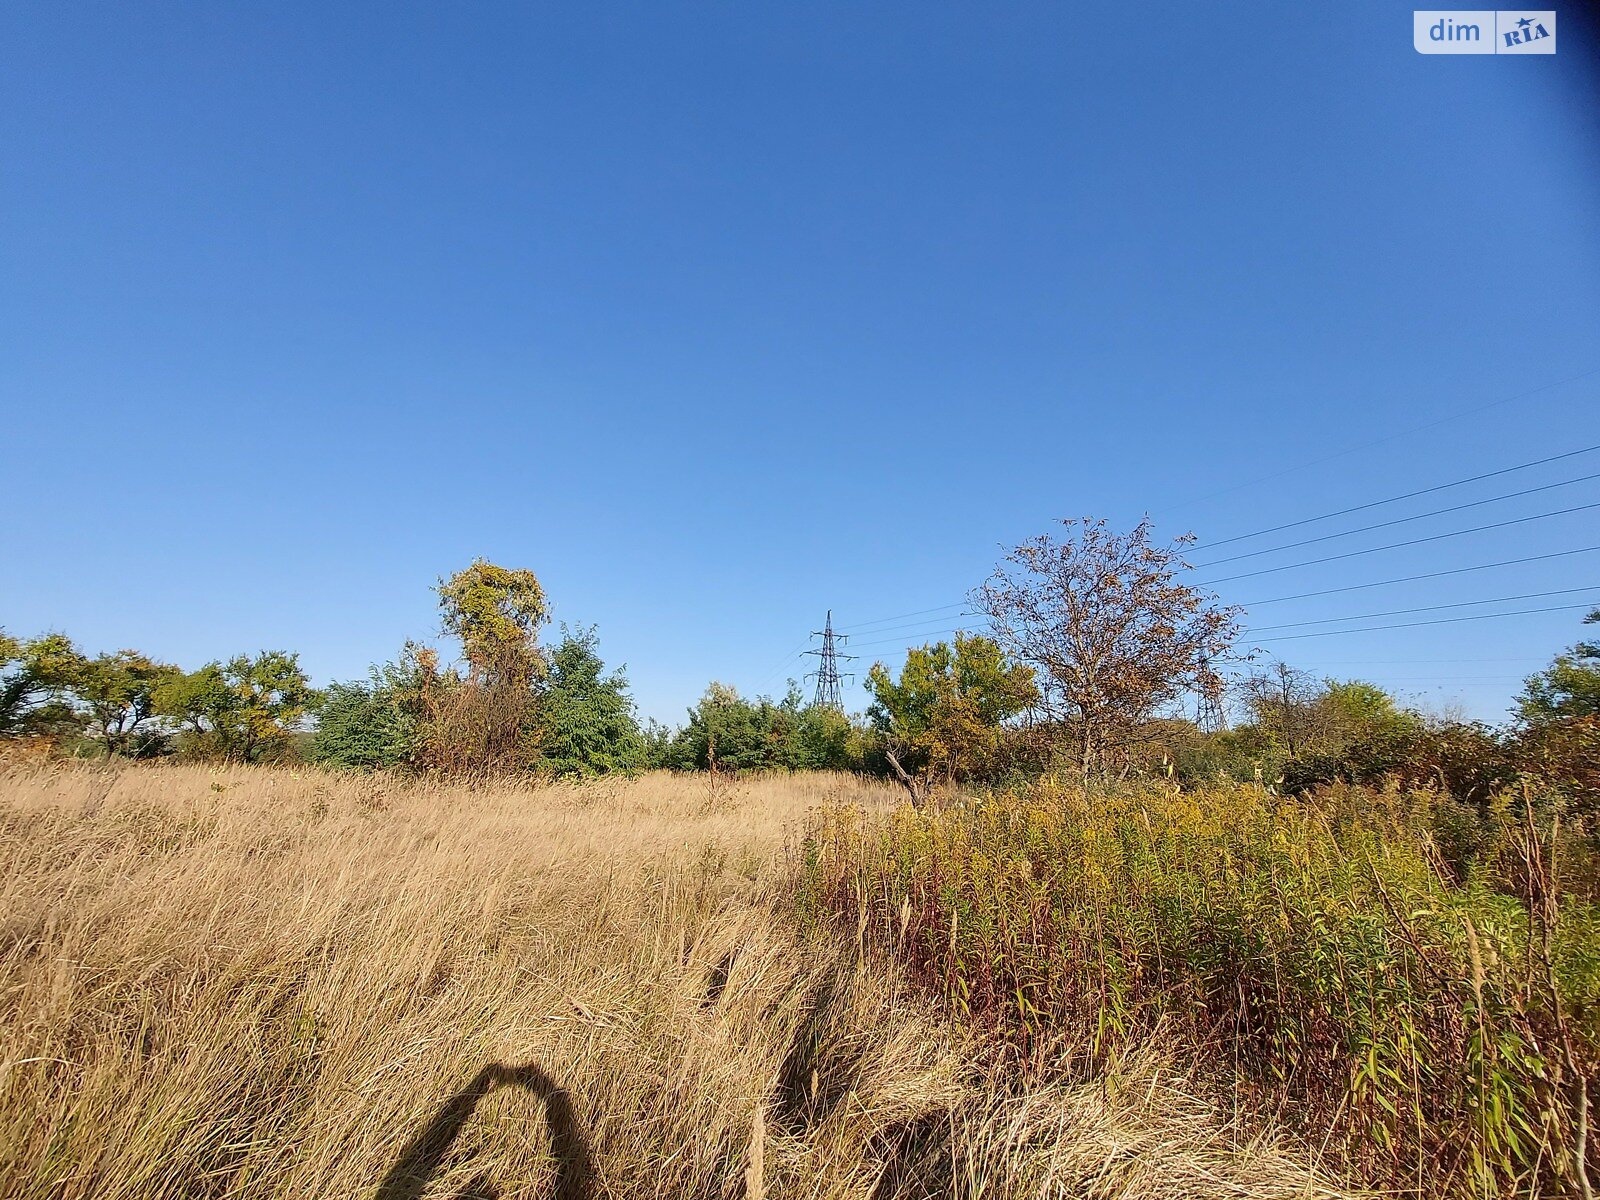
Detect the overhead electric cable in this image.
<box><xmin>1191</xmin><ymin>472</ymin><xmax>1600</xmax><ymax>568</ymax></box>
<box><xmin>1251</xmin><ymin>603</ymin><xmax>1594</xmax><ymax>643</ymax></box>
<box><xmin>1244</xmin><ymin>586</ymin><xmax>1600</xmax><ymax>633</ymax></box>
<box><xmin>1164</xmin><ymin>366</ymin><xmax>1600</xmax><ymax>511</ymax></box>
<box><xmin>749</xmin><ymin>640</ymin><xmax>814</xmax><ymax>696</ymax></box>
<box><xmin>1199</xmin><ymin>444</ymin><xmax>1600</xmax><ymax>550</ymax></box>
<box><xmin>809</xmin><ymin>548</ymin><xmax>1600</xmax><ymax>661</ymax></box>
<box><xmin>1196</xmin><ymin>501</ymin><xmax>1600</xmax><ymax>585</ymax></box>
<box><xmin>1283</xmin><ymin>657</ymin><xmax>1533</xmax><ymax>665</ymax></box>
<box><xmin>1237</xmin><ymin>545</ymin><xmax>1600</xmax><ymax>606</ymax></box>
<box><xmin>836</xmin><ymin>611</ymin><xmax>983</xmax><ymax>640</ymax></box>
<box><xmin>836</xmin><ymin>602</ymin><xmax>967</xmax><ymax>632</ymax></box>
<box><xmin>849</xmin><ymin>622</ymin><xmax>985</xmax><ymax>652</ymax></box>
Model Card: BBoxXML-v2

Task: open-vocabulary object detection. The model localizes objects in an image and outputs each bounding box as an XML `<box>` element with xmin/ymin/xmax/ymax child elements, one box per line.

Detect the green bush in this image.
<box><xmin>665</xmin><ymin>683</ymin><xmax>865</xmax><ymax>773</ymax></box>
<box><xmin>536</xmin><ymin>626</ymin><xmax>645</xmax><ymax>778</ymax></box>
<box><xmin>307</xmin><ymin>672</ymin><xmax>416</xmax><ymax>769</ymax></box>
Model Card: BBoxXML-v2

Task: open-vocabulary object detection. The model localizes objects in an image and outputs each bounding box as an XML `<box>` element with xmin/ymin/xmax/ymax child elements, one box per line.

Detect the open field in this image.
<box><xmin>0</xmin><ymin>765</ymin><xmax>1344</xmax><ymax>1199</ymax></box>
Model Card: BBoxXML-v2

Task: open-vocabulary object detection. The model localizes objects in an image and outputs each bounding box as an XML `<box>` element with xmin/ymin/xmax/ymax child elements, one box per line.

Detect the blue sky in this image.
<box><xmin>3</xmin><ymin>2</ymin><xmax>1598</xmax><ymax>725</ymax></box>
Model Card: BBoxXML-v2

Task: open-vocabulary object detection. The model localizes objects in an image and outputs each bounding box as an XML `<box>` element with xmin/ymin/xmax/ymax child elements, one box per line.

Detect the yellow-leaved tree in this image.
<box><xmin>418</xmin><ymin>559</ymin><xmax>550</xmax><ymax>775</ymax></box>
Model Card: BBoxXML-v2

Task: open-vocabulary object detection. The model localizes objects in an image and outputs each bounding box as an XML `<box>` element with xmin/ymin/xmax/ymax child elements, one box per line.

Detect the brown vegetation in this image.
<box><xmin>1</xmin><ymin>764</ymin><xmax>1345</xmax><ymax>1199</ymax></box>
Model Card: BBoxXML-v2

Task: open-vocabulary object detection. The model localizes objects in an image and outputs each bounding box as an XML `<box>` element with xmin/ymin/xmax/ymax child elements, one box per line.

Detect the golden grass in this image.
<box><xmin>1</xmin><ymin>764</ymin><xmax>1348</xmax><ymax>1199</ymax></box>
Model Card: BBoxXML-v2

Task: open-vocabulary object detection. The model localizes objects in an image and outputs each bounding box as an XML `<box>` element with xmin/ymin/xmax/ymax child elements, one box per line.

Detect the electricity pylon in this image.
<box><xmin>805</xmin><ymin>610</ymin><xmax>855</xmax><ymax>710</ymax></box>
<box><xmin>1196</xmin><ymin>655</ymin><xmax>1228</xmax><ymax>733</ymax></box>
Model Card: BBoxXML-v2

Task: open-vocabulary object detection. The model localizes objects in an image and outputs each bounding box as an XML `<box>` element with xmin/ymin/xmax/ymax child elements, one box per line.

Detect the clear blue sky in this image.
<box><xmin>4</xmin><ymin>2</ymin><xmax>1598</xmax><ymax>726</ymax></box>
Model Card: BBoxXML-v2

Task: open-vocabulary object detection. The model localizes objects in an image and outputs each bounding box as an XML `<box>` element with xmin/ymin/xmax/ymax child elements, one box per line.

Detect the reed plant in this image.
<box><xmin>797</xmin><ymin>777</ymin><xmax>1600</xmax><ymax>1196</ymax></box>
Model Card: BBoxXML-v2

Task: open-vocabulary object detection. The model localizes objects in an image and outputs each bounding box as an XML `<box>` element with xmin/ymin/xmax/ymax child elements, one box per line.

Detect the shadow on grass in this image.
<box><xmin>376</xmin><ymin>1062</ymin><xmax>596</xmax><ymax>1200</ymax></box>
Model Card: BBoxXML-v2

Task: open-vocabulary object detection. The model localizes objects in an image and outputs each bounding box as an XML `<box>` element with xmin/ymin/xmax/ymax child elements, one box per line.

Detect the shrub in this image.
<box><xmin>1517</xmin><ymin>715</ymin><xmax>1600</xmax><ymax>824</ymax></box>
<box><xmin>536</xmin><ymin>627</ymin><xmax>645</xmax><ymax>778</ymax></box>
<box><xmin>1281</xmin><ymin>719</ymin><xmax>1516</xmax><ymax>802</ymax></box>
<box><xmin>666</xmin><ymin>683</ymin><xmax>866</xmax><ymax>774</ymax></box>
<box><xmin>307</xmin><ymin>673</ymin><xmax>417</xmax><ymax>769</ymax></box>
<box><xmin>797</xmin><ymin>779</ymin><xmax>1600</xmax><ymax>1195</ymax></box>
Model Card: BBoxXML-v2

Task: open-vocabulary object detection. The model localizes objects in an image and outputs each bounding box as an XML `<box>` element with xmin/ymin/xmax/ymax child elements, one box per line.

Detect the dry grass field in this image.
<box><xmin>0</xmin><ymin>764</ymin><xmax>1345</xmax><ymax>1199</ymax></box>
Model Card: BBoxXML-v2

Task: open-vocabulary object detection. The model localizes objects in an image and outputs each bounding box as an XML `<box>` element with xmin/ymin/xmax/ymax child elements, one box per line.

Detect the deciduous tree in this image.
<box><xmin>975</xmin><ymin>517</ymin><xmax>1240</xmax><ymax>781</ymax></box>
<box><xmin>156</xmin><ymin>651</ymin><xmax>317</xmax><ymax>762</ymax></box>
<box><xmin>1520</xmin><ymin>608</ymin><xmax>1600</xmax><ymax>724</ymax></box>
<box><xmin>866</xmin><ymin>632</ymin><xmax>1037</xmax><ymax>805</ymax></box>
<box><xmin>672</xmin><ymin>682</ymin><xmax>769</xmax><ymax>774</ymax></box>
<box><xmin>1241</xmin><ymin>662</ymin><xmax>1337</xmax><ymax>760</ymax></box>
<box><xmin>67</xmin><ymin>649</ymin><xmax>181</xmax><ymax>757</ymax></box>
<box><xmin>0</xmin><ymin>631</ymin><xmax>80</xmax><ymax>739</ymax></box>
<box><xmin>537</xmin><ymin>626</ymin><xmax>645</xmax><ymax>778</ymax></box>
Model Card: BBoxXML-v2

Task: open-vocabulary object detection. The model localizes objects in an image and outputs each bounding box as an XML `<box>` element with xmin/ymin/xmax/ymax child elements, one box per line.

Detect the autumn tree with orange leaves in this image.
<box><xmin>974</xmin><ymin>517</ymin><xmax>1240</xmax><ymax>781</ymax></box>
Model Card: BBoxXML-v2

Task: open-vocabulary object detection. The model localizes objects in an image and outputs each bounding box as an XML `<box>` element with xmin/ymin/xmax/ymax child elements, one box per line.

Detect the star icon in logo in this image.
<box><xmin>1517</xmin><ymin>15</ymin><xmax>1533</xmax><ymax>28</ymax></box>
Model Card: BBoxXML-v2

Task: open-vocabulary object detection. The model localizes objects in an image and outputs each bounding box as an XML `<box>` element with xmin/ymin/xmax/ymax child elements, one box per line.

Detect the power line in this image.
<box><xmin>850</xmin><ymin>622</ymin><xmax>985</xmax><ymax>652</ymax></box>
<box><xmin>1163</xmin><ymin>366</ymin><xmax>1600</xmax><ymax>512</ymax></box>
<box><xmin>1198</xmin><ymin>444</ymin><xmax>1600</xmax><ymax>550</ymax></box>
<box><xmin>836</xmin><ymin>610</ymin><xmax>983</xmax><ymax>640</ymax></box>
<box><xmin>1341</xmin><ymin>676</ymin><xmax>1528</xmax><ymax>682</ymax></box>
<box><xmin>1245</xmin><ymin>586</ymin><xmax>1600</xmax><ymax>633</ymax></box>
<box><xmin>847</xmin><ymin>589</ymin><xmax>1600</xmax><ymax>658</ymax></box>
<box><xmin>1251</xmin><ymin>603</ymin><xmax>1594</xmax><ymax>644</ymax></box>
<box><xmin>1238</xmin><ymin>545</ymin><xmax>1600</xmax><ymax>606</ymax></box>
<box><xmin>1339</xmin><ymin>660</ymin><xmax>1533</xmax><ymax>666</ymax></box>
<box><xmin>811</xmin><ymin>441</ymin><xmax>1600</xmax><ymax>636</ymax></box>
<box><xmin>749</xmin><ymin>640</ymin><xmax>813</xmax><ymax>696</ymax></box>
<box><xmin>1197</xmin><ymin>501</ymin><xmax>1600</xmax><ymax>585</ymax></box>
<box><xmin>840</xmin><ymin>547</ymin><xmax>1599</xmax><ymax>654</ymax></box>
<box><xmin>834</xmin><ymin>470</ymin><xmax>1599</xmax><ymax>638</ymax></box>
<box><xmin>778</xmin><ymin>430</ymin><xmax>1600</xmax><ymax>659</ymax></box>
<box><xmin>836</xmin><ymin>602</ymin><xmax>967</xmax><ymax>632</ymax></box>
<box><xmin>804</xmin><ymin>547</ymin><xmax>1600</xmax><ymax>662</ymax></box>
<box><xmin>847</xmin><ymin>562</ymin><xmax>1600</xmax><ymax>654</ymax></box>
<box><xmin>798</xmin><ymin>377</ymin><xmax>1600</xmax><ymax>643</ymax></box>
<box><xmin>1192</xmin><ymin>472</ymin><xmax>1600</xmax><ymax>569</ymax></box>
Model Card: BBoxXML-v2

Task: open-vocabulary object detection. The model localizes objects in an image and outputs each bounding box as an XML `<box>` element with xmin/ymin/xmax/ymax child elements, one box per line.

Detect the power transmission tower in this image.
<box><xmin>1195</xmin><ymin>655</ymin><xmax>1228</xmax><ymax>733</ymax></box>
<box><xmin>805</xmin><ymin>610</ymin><xmax>855</xmax><ymax>710</ymax></box>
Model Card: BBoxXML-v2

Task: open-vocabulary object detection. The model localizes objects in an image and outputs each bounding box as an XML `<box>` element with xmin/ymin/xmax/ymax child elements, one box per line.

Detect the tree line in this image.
<box><xmin>3</xmin><ymin>521</ymin><xmax>1596</xmax><ymax>809</ymax></box>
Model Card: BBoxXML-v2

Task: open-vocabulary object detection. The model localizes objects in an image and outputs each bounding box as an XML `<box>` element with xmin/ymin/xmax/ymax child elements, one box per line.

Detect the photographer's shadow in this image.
<box><xmin>375</xmin><ymin>1062</ymin><xmax>596</xmax><ymax>1200</ymax></box>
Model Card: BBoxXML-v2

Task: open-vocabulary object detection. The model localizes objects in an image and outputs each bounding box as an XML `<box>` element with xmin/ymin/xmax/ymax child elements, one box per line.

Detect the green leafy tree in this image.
<box><xmin>308</xmin><ymin>664</ymin><xmax>419</xmax><ymax>769</ymax></box>
<box><xmin>0</xmin><ymin>631</ymin><xmax>81</xmax><ymax>739</ymax></box>
<box><xmin>153</xmin><ymin>663</ymin><xmax>228</xmax><ymax>747</ymax></box>
<box><xmin>754</xmin><ymin>685</ymin><xmax>810</xmax><ymax>772</ymax></box>
<box><xmin>1322</xmin><ymin>679</ymin><xmax>1419</xmax><ymax>744</ymax></box>
<box><xmin>640</xmin><ymin>718</ymin><xmax>676</xmax><ymax>769</ymax></box>
<box><xmin>67</xmin><ymin>649</ymin><xmax>181</xmax><ymax>757</ymax></box>
<box><xmin>1520</xmin><ymin>609</ymin><xmax>1600</xmax><ymax>724</ymax></box>
<box><xmin>537</xmin><ymin>626</ymin><xmax>645</xmax><ymax>778</ymax></box>
<box><xmin>671</xmin><ymin>682</ymin><xmax>771</xmax><ymax>772</ymax></box>
<box><xmin>866</xmin><ymin>632</ymin><xmax>1037</xmax><ymax>805</ymax></box>
<box><xmin>793</xmin><ymin>701</ymin><xmax>863</xmax><ymax>771</ymax></box>
<box><xmin>664</xmin><ymin>681</ymin><xmax>862</xmax><ymax>774</ymax></box>
<box><xmin>156</xmin><ymin>651</ymin><xmax>317</xmax><ymax>762</ymax></box>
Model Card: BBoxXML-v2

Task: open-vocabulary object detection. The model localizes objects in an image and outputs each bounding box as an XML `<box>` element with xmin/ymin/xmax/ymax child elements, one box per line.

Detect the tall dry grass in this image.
<box><xmin>2</xmin><ymin>763</ymin><xmax>1343</xmax><ymax>1199</ymax></box>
